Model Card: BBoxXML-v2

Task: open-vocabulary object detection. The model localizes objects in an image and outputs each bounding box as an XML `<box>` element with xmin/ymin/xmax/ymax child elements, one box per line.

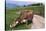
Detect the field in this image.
<box><xmin>6</xmin><ymin>6</ymin><xmax>44</xmax><ymax>31</ymax></box>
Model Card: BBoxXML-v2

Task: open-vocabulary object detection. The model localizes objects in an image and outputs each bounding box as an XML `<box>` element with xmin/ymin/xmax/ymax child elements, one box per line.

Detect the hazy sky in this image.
<box><xmin>6</xmin><ymin>0</ymin><xmax>32</xmax><ymax>5</ymax></box>
<box><xmin>6</xmin><ymin>0</ymin><xmax>44</xmax><ymax>5</ymax></box>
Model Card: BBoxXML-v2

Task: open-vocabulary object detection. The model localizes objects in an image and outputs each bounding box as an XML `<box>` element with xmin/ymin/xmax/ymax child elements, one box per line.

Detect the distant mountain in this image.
<box><xmin>6</xmin><ymin>3</ymin><xmax>17</xmax><ymax>9</ymax></box>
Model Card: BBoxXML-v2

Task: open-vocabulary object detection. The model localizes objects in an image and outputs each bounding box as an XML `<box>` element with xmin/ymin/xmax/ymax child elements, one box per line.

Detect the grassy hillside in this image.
<box><xmin>6</xmin><ymin>6</ymin><xmax>44</xmax><ymax>31</ymax></box>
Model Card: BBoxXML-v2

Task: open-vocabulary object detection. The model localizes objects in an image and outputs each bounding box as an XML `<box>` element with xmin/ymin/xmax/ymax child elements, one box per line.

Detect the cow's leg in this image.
<box><xmin>10</xmin><ymin>21</ymin><xmax>19</xmax><ymax>28</ymax></box>
<box><xmin>25</xmin><ymin>21</ymin><xmax>28</xmax><ymax>27</ymax></box>
<box><xmin>27</xmin><ymin>19</ymin><xmax>32</xmax><ymax>25</ymax></box>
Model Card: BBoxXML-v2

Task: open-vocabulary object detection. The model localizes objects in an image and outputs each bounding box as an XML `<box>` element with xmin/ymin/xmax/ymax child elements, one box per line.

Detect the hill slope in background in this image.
<box><xmin>6</xmin><ymin>3</ymin><xmax>17</xmax><ymax>8</ymax></box>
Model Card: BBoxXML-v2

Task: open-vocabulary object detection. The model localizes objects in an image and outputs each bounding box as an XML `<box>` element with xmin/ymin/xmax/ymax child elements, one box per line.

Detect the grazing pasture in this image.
<box><xmin>6</xmin><ymin>6</ymin><xmax>44</xmax><ymax>31</ymax></box>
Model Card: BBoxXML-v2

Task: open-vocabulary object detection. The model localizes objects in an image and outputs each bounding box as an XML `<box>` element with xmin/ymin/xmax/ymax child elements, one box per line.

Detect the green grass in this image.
<box><xmin>6</xmin><ymin>6</ymin><xmax>44</xmax><ymax>31</ymax></box>
<box><xmin>6</xmin><ymin>9</ymin><xmax>32</xmax><ymax>31</ymax></box>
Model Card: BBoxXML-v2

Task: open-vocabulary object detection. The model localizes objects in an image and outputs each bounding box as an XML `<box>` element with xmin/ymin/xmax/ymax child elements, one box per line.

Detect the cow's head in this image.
<box><xmin>20</xmin><ymin>10</ymin><xmax>33</xmax><ymax>20</ymax></box>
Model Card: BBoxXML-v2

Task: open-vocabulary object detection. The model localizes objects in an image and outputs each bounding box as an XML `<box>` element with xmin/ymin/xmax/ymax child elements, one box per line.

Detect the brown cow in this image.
<box><xmin>10</xmin><ymin>10</ymin><xmax>33</xmax><ymax>28</ymax></box>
